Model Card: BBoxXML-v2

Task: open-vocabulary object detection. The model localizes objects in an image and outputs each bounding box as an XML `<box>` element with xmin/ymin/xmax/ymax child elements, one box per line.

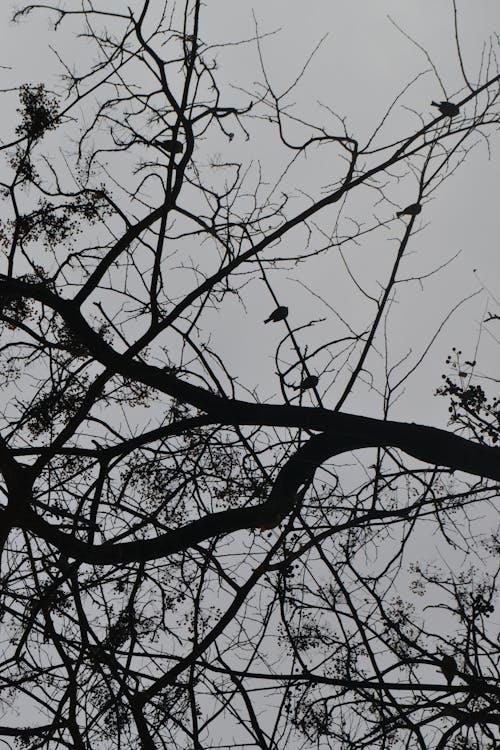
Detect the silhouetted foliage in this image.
<box><xmin>0</xmin><ymin>3</ymin><xmax>498</xmax><ymax>749</ymax></box>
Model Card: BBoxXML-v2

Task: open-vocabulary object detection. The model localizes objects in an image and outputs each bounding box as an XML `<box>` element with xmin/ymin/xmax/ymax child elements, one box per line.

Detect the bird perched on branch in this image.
<box><xmin>157</xmin><ymin>139</ymin><xmax>183</xmax><ymax>154</ymax></box>
<box><xmin>396</xmin><ymin>203</ymin><xmax>422</xmax><ymax>218</ymax></box>
<box><xmin>264</xmin><ymin>305</ymin><xmax>288</xmax><ymax>324</ymax></box>
<box><xmin>432</xmin><ymin>100</ymin><xmax>460</xmax><ymax>117</ymax></box>
<box><xmin>440</xmin><ymin>654</ymin><xmax>458</xmax><ymax>685</ymax></box>
<box><xmin>296</xmin><ymin>374</ymin><xmax>319</xmax><ymax>391</ymax></box>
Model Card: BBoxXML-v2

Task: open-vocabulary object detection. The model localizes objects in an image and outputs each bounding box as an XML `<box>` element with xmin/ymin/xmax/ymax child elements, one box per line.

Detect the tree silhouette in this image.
<box><xmin>0</xmin><ymin>3</ymin><xmax>498</xmax><ymax>749</ymax></box>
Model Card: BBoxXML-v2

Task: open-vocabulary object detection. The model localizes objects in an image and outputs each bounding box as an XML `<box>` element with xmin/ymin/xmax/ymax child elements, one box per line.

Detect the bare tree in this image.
<box><xmin>0</xmin><ymin>2</ymin><xmax>498</xmax><ymax>749</ymax></box>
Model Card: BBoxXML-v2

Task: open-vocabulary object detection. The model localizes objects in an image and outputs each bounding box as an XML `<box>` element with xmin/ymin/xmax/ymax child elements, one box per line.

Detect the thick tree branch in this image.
<box><xmin>16</xmin><ymin>425</ymin><xmax>499</xmax><ymax>565</ymax></box>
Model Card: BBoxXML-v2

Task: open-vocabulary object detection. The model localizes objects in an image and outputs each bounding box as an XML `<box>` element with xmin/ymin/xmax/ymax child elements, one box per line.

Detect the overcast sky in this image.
<box><xmin>0</xmin><ymin>3</ymin><xmax>498</xmax><ymax>741</ymax></box>
<box><xmin>1</xmin><ymin>1</ymin><xmax>499</xmax><ymax>429</ymax></box>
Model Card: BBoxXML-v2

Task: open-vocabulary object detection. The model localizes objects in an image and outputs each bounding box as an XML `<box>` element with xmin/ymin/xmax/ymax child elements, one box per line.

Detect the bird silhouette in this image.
<box><xmin>396</xmin><ymin>203</ymin><xmax>422</xmax><ymax>218</ymax></box>
<box><xmin>296</xmin><ymin>374</ymin><xmax>319</xmax><ymax>391</ymax></box>
<box><xmin>432</xmin><ymin>101</ymin><xmax>460</xmax><ymax>118</ymax></box>
<box><xmin>440</xmin><ymin>654</ymin><xmax>458</xmax><ymax>685</ymax></box>
<box><xmin>264</xmin><ymin>305</ymin><xmax>288</xmax><ymax>324</ymax></box>
<box><xmin>157</xmin><ymin>139</ymin><xmax>183</xmax><ymax>154</ymax></box>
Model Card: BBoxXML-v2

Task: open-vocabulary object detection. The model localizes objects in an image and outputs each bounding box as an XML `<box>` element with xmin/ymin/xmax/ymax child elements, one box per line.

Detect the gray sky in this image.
<box><xmin>1</xmin><ymin>1</ymin><xmax>499</xmax><ymax>428</ymax></box>
<box><xmin>0</xmin><ymin>2</ymin><xmax>498</xmax><ymax>744</ymax></box>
